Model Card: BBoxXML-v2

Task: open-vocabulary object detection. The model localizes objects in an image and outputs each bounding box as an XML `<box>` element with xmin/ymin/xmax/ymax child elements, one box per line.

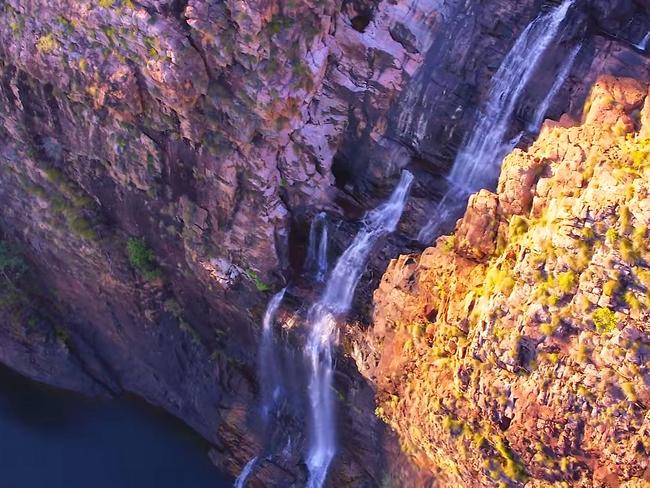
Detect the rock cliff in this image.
<box><xmin>1</xmin><ymin>0</ymin><xmax>650</xmax><ymax>485</ymax></box>
<box><xmin>363</xmin><ymin>75</ymin><xmax>650</xmax><ymax>487</ymax></box>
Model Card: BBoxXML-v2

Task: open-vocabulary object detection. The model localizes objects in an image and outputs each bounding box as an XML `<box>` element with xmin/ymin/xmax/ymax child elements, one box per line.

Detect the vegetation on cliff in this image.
<box><xmin>366</xmin><ymin>76</ymin><xmax>650</xmax><ymax>487</ymax></box>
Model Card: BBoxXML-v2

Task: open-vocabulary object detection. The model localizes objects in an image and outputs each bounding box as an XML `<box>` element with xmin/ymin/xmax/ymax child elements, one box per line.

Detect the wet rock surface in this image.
<box><xmin>0</xmin><ymin>0</ymin><xmax>649</xmax><ymax>485</ymax></box>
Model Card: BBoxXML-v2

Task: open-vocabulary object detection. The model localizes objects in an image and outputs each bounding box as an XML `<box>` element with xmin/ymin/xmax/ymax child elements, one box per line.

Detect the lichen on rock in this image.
<box><xmin>365</xmin><ymin>76</ymin><xmax>650</xmax><ymax>487</ymax></box>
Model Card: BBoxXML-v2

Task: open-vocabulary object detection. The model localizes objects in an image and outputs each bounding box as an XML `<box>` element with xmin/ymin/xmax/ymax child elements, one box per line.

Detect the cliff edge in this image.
<box><xmin>364</xmin><ymin>75</ymin><xmax>650</xmax><ymax>487</ymax></box>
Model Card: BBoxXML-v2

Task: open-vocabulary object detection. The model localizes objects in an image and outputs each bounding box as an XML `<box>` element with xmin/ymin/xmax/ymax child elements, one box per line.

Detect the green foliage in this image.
<box><xmin>126</xmin><ymin>238</ymin><xmax>161</xmax><ymax>281</ymax></box>
<box><xmin>67</xmin><ymin>214</ymin><xmax>97</xmax><ymax>241</ymax></box>
<box><xmin>606</xmin><ymin>227</ymin><xmax>618</xmax><ymax>245</ymax></box>
<box><xmin>619</xmin><ymin>237</ymin><xmax>637</xmax><ymax>263</ymax></box>
<box><xmin>619</xmin><ymin>205</ymin><xmax>632</xmax><ymax>235</ymax></box>
<box><xmin>99</xmin><ymin>0</ymin><xmax>114</xmax><ymax>8</ymax></box>
<box><xmin>245</xmin><ymin>270</ymin><xmax>271</xmax><ymax>292</ymax></box>
<box><xmin>593</xmin><ymin>307</ymin><xmax>617</xmax><ymax>334</ymax></box>
<box><xmin>442</xmin><ymin>236</ymin><xmax>456</xmax><ymax>253</ymax></box>
<box><xmin>267</xmin><ymin>15</ymin><xmax>293</xmax><ymax>35</ymax></box>
<box><xmin>603</xmin><ymin>279</ymin><xmax>619</xmax><ymax>297</ymax></box>
<box><xmin>143</xmin><ymin>36</ymin><xmax>158</xmax><ymax>57</ymax></box>
<box><xmin>621</xmin><ymin>381</ymin><xmax>637</xmax><ymax>402</ymax></box>
<box><xmin>36</xmin><ymin>33</ymin><xmax>59</xmax><ymax>53</ymax></box>
<box><xmin>494</xmin><ymin>437</ymin><xmax>528</xmax><ymax>482</ymax></box>
<box><xmin>623</xmin><ymin>291</ymin><xmax>641</xmax><ymax>312</ymax></box>
<box><xmin>509</xmin><ymin>215</ymin><xmax>529</xmax><ymax>240</ymax></box>
<box><xmin>9</xmin><ymin>18</ymin><xmax>25</xmax><ymax>37</ymax></box>
<box><xmin>45</xmin><ymin>167</ymin><xmax>64</xmax><ymax>183</ymax></box>
<box><xmin>556</xmin><ymin>271</ymin><xmax>576</xmax><ymax>294</ymax></box>
<box><xmin>484</xmin><ymin>265</ymin><xmax>515</xmax><ymax>296</ymax></box>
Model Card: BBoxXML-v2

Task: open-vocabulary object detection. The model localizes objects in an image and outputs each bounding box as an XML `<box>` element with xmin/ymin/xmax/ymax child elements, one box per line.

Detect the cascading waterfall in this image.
<box><xmin>305</xmin><ymin>171</ymin><xmax>414</xmax><ymax>488</ymax></box>
<box><xmin>528</xmin><ymin>43</ymin><xmax>582</xmax><ymax>133</ymax></box>
<box><xmin>234</xmin><ymin>288</ymin><xmax>286</xmax><ymax>487</ymax></box>
<box><xmin>305</xmin><ymin>213</ymin><xmax>329</xmax><ymax>282</ymax></box>
<box><xmin>417</xmin><ymin>0</ymin><xmax>574</xmax><ymax>243</ymax></box>
<box><xmin>234</xmin><ymin>456</ymin><xmax>258</xmax><ymax>488</ymax></box>
<box><xmin>260</xmin><ymin>288</ymin><xmax>288</xmax><ymax>421</ymax></box>
<box><xmin>636</xmin><ymin>30</ymin><xmax>650</xmax><ymax>51</ymax></box>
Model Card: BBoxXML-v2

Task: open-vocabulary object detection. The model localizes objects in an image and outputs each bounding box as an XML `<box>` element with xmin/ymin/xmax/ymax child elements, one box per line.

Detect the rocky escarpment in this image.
<box><xmin>1</xmin><ymin>0</ymin><xmax>650</xmax><ymax>485</ymax></box>
<box><xmin>362</xmin><ymin>76</ymin><xmax>650</xmax><ymax>487</ymax></box>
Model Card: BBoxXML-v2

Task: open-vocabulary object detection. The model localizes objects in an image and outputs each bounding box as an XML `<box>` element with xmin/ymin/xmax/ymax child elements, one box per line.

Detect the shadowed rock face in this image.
<box><xmin>362</xmin><ymin>75</ymin><xmax>650</xmax><ymax>487</ymax></box>
<box><xmin>0</xmin><ymin>0</ymin><xmax>649</xmax><ymax>485</ymax></box>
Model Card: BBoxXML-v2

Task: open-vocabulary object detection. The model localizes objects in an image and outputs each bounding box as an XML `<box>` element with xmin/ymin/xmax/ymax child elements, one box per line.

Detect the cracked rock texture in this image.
<box><xmin>1</xmin><ymin>0</ymin><xmax>650</xmax><ymax>486</ymax></box>
<box><xmin>362</xmin><ymin>76</ymin><xmax>650</xmax><ymax>487</ymax></box>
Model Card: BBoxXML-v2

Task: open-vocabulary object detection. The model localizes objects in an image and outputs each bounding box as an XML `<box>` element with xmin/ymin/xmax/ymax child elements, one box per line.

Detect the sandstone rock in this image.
<box><xmin>365</xmin><ymin>76</ymin><xmax>650</xmax><ymax>487</ymax></box>
<box><xmin>454</xmin><ymin>189</ymin><xmax>499</xmax><ymax>262</ymax></box>
<box><xmin>1</xmin><ymin>0</ymin><xmax>650</xmax><ymax>485</ymax></box>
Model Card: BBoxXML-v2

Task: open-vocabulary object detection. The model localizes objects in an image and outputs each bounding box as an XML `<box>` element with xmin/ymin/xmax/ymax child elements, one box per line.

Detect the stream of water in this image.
<box><xmin>305</xmin><ymin>171</ymin><xmax>414</xmax><ymax>488</ymax></box>
<box><xmin>305</xmin><ymin>213</ymin><xmax>329</xmax><ymax>283</ymax></box>
<box><xmin>417</xmin><ymin>0</ymin><xmax>575</xmax><ymax>243</ymax></box>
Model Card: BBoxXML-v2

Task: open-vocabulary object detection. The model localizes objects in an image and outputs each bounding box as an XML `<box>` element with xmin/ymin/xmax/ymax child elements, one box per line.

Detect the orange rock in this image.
<box><xmin>454</xmin><ymin>189</ymin><xmax>499</xmax><ymax>262</ymax></box>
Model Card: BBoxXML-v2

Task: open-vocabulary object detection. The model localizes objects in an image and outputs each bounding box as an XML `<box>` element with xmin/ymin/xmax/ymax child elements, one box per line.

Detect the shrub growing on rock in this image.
<box><xmin>126</xmin><ymin>238</ymin><xmax>160</xmax><ymax>281</ymax></box>
<box><xmin>592</xmin><ymin>307</ymin><xmax>617</xmax><ymax>334</ymax></box>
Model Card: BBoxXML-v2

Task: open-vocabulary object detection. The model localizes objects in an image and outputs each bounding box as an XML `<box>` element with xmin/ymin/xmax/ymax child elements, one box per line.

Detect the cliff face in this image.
<box><xmin>363</xmin><ymin>76</ymin><xmax>650</xmax><ymax>487</ymax></box>
<box><xmin>1</xmin><ymin>0</ymin><xmax>650</xmax><ymax>485</ymax></box>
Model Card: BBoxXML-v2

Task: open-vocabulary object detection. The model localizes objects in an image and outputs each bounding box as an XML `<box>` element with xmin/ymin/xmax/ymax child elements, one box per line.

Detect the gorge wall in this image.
<box><xmin>0</xmin><ymin>0</ymin><xmax>649</xmax><ymax>486</ymax></box>
<box><xmin>362</xmin><ymin>76</ymin><xmax>650</xmax><ymax>487</ymax></box>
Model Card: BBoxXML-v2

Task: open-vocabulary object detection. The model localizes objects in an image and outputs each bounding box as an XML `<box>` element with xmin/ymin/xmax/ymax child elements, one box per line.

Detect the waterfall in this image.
<box><xmin>417</xmin><ymin>0</ymin><xmax>574</xmax><ymax>243</ymax></box>
<box><xmin>528</xmin><ymin>43</ymin><xmax>581</xmax><ymax>133</ymax></box>
<box><xmin>234</xmin><ymin>456</ymin><xmax>258</xmax><ymax>488</ymax></box>
<box><xmin>317</xmin><ymin>223</ymin><xmax>328</xmax><ymax>283</ymax></box>
<box><xmin>260</xmin><ymin>288</ymin><xmax>287</xmax><ymax>421</ymax></box>
<box><xmin>636</xmin><ymin>30</ymin><xmax>650</xmax><ymax>51</ymax></box>
<box><xmin>305</xmin><ymin>213</ymin><xmax>329</xmax><ymax>282</ymax></box>
<box><xmin>305</xmin><ymin>171</ymin><xmax>414</xmax><ymax>488</ymax></box>
<box><xmin>234</xmin><ymin>288</ymin><xmax>286</xmax><ymax>487</ymax></box>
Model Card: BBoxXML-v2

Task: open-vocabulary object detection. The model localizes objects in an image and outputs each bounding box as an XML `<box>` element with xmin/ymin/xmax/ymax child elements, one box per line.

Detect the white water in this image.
<box><xmin>528</xmin><ymin>43</ymin><xmax>581</xmax><ymax>133</ymax></box>
<box><xmin>305</xmin><ymin>213</ymin><xmax>329</xmax><ymax>282</ymax></box>
<box><xmin>234</xmin><ymin>287</ymin><xmax>286</xmax><ymax>488</ymax></box>
<box><xmin>317</xmin><ymin>224</ymin><xmax>328</xmax><ymax>282</ymax></box>
<box><xmin>233</xmin><ymin>456</ymin><xmax>257</xmax><ymax>488</ymax></box>
<box><xmin>305</xmin><ymin>171</ymin><xmax>414</xmax><ymax>488</ymax></box>
<box><xmin>259</xmin><ymin>288</ymin><xmax>287</xmax><ymax>421</ymax></box>
<box><xmin>636</xmin><ymin>30</ymin><xmax>650</xmax><ymax>51</ymax></box>
<box><xmin>418</xmin><ymin>0</ymin><xmax>574</xmax><ymax>243</ymax></box>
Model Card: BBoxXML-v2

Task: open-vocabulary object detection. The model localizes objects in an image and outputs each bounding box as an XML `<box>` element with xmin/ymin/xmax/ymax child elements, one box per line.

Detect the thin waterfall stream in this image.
<box><xmin>418</xmin><ymin>0</ymin><xmax>575</xmax><ymax>243</ymax></box>
<box><xmin>305</xmin><ymin>171</ymin><xmax>414</xmax><ymax>488</ymax></box>
<box><xmin>260</xmin><ymin>288</ymin><xmax>288</xmax><ymax>422</ymax></box>
<box><xmin>236</xmin><ymin>4</ymin><xmax>576</xmax><ymax>485</ymax></box>
<box><xmin>636</xmin><ymin>29</ymin><xmax>650</xmax><ymax>51</ymax></box>
<box><xmin>234</xmin><ymin>173</ymin><xmax>413</xmax><ymax>487</ymax></box>
<box><xmin>234</xmin><ymin>288</ymin><xmax>286</xmax><ymax>488</ymax></box>
<box><xmin>233</xmin><ymin>457</ymin><xmax>258</xmax><ymax>488</ymax></box>
<box><xmin>305</xmin><ymin>213</ymin><xmax>329</xmax><ymax>283</ymax></box>
<box><xmin>235</xmin><ymin>211</ymin><xmax>331</xmax><ymax>487</ymax></box>
<box><xmin>527</xmin><ymin>43</ymin><xmax>581</xmax><ymax>132</ymax></box>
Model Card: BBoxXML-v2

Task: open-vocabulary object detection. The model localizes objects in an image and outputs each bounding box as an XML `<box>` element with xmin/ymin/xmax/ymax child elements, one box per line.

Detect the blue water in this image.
<box><xmin>0</xmin><ymin>365</ymin><xmax>233</xmax><ymax>488</ymax></box>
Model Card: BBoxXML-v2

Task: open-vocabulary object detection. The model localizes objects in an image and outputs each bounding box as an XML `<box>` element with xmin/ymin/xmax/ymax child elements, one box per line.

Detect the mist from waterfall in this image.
<box><xmin>418</xmin><ymin>0</ymin><xmax>575</xmax><ymax>243</ymax></box>
<box><xmin>305</xmin><ymin>171</ymin><xmax>414</xmax><ymax>488</ymax></box>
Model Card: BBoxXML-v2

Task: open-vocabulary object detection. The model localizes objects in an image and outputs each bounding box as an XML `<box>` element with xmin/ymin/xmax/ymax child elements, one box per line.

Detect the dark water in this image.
<box><xmin>0</xmin><ymin>365</ymin><xmax>234</xmax><ymax>488</ymax></box>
